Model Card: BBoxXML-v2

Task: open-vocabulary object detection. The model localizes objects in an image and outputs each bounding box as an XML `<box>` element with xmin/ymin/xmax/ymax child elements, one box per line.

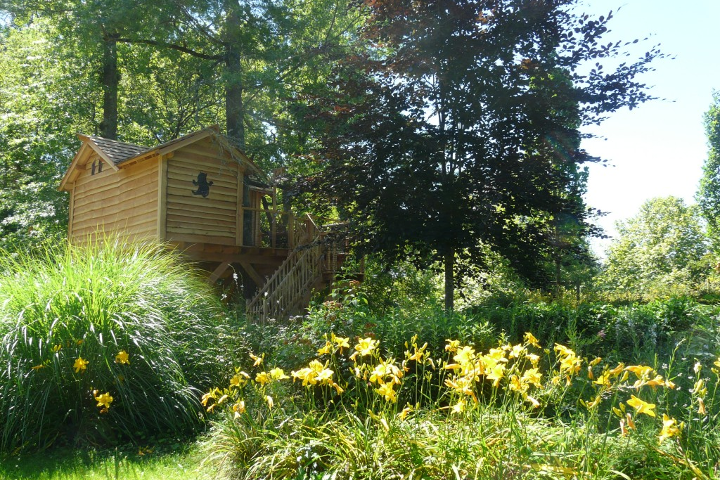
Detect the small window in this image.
<box><xmin>91</xmin><ymin>160</ymin><xmax>104</xmax><ymax>175</ymax></box>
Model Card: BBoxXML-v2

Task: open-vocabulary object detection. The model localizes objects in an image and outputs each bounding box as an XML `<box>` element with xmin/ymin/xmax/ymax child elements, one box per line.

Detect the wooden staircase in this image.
<box><xmin>245</xmin><ymin>215</ymin><xmax>345</xmax><ymax>323</ymax></box>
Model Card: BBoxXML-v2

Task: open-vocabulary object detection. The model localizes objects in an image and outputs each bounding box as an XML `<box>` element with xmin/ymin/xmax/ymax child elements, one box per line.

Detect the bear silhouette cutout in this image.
<box><xmin>192</xmin><ymin>172</ymin><xmax>213</xmax><ymax>198</ymax></box>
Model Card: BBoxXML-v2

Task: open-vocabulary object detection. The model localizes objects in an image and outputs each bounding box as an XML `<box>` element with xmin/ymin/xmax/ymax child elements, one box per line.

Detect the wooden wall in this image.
<box><xmin>164</xmin><ymin>137</ymin><xmax>242</xmax><ymax>246</ymax></box>
<box><xmin>70</xmin><ymin>153</ymin><xmax>158</xmax><ymax>242</ymax></box>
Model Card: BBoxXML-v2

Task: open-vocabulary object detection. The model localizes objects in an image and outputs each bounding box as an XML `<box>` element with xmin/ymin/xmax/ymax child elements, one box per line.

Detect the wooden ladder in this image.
<box><xmin>245</xmin><ymin>215</ymin><xmax>343</xmax><ymax>323</ymax></box>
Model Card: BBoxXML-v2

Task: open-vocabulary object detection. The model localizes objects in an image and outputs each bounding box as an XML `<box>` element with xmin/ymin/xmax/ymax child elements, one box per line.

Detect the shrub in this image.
<box><xmin>0</xmin><ymin>239</ymin><xmax>232</xmax><ymax>452</ymax></box>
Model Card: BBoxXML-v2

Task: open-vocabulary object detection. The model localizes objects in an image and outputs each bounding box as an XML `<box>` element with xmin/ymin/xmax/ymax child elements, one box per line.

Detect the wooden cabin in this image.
<box><xmin>59</xmin><ymin>126</ymin><xmax>345</xmax><ymax>321</ymax></box>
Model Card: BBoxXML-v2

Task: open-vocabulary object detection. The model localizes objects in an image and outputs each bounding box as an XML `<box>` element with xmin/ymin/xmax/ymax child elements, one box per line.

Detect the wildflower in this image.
<box><xmin>587</xmin><ymin>365</ymin><xmax>594</xmax><ymax>380</ymax></box>
<box><xmin>95</xmin><ymin>391</ymin><xmax>113</xmax><ymax>411</ymax></box>
<box><xmin>594</xmin><ymin>371</ymin><xmax>612</xmax><ymax>387</ymax></box>
<box><xmin>451</xmin><ymin>398</ymin><xmax>466</xmax><ymax>414</ymax></box>
<box><xmin>486</xmin><ymin>363</ymin><xmax>505</xmax><ymax>387</ymax></box>
<box><xmin>249</xmin><ymin>352</ymin><xmax>263</xmax><ymax>367</ymax></box>
<box><xmin>269</xmin><ymin>367</ymin><xmax>289</xmax><ymax>381</ymax></box>
<box><xmin>445</xmin><ymin>376</ymin><xmax>477</xmax><ymax>401</ymax></box>
<box><xmin>31</xmin><ymin>364</ymin><xmax>46</xmax><ymax>371</ymax></box>
<box><xmin>201</xmin><ymin>388</ymin><xmax>219</xmax><ymax>407</ymax></box>
<box><xmin>509</xmin><ymin>375</ymin><xmax>527</xmax><ymax>394</ymax></box>
<box><xmin>233</xmin><ymin>400</ymin><xmax>246</xmax><ymax>419</ymax></box>
<box><xmin>230</xmin><ymin>371</ymin><xmax>250</xmax><ymax>388</ymax></box>
<box><xmin>509</xmin><ymin>344</ymin><xmax>526</xmax><ymax>359</ymax></box>
<box><xmin>317</xmin><ymin>342</ymin><xmax>332</xmax><ymax>355</ymax></box>
<box><xmin>658</xmin><ymin>414</ymin><xmax>682</xmax><ymax>443</ymax></box>
<box><xmin>619</xmin><ymin>418</ymin><xmax>627</xmax><ymax>436</ymax></box>
<box><xmin>626</xmin><ymin>412</ymin><xmax>636</xmax><ymax>430</ymax></box>
<box><xmin>255</xmin><ymin>371</ymin><xmax>271</xmax><ymax>385</ymax></box>
<box><xmin>350</xmin><ymin>337</ymin><xmax>378</xmax><ymax>360</ymax></box>
<box><xmin>526</xmin><ymin>395</ymin><xmax>540</xmax><ymax>408</ymax></box>
<box><xmin>454</xmin><ymin>346</ymin><xmax>477</xmax><ymax>365</ymax></box>
<box><xmin>694</xmin><ymin>361</ymin><xmax>702</xmax><ymax>374</ymax></box>
<box><xmin>376</xmin><ymin>381</ymin><xmax>397</xmax><ymax>403</ymax></box>
<box><xmin>398</xmin><ymin>404</ymin><xmax>413</xmax><ymax>420</ymax></box>
<box><xmin>405</xmin><ymin>342</ymin><xmax>428</xmax><ymax>362</ymax></box>
<box><xmin>445</xmin><ymin>339</ymin><xmax>461</xmax><ymax>353</ymax></box>
<box><xmin>115</xmin><ymin>350</ymin><xmax>130</xmax><ymax>365</ymax></box>
<box><xmin>524</xmin><ymin>332</ymin><xmax>540</xmax><ymax>348</ymax></box>
<box><xmin>73</xmin><ymin>357</ymin><xmax>88</xmax><ymax>373</ymax></box>
<box><xmin>626</xmin><ymin>395</ymin><xmax>656</xmax><ymax>417</ymax></box>
<box><xmin>589</xmin><ymin>357</ymin><xmax>603</xmax><ymax>367</ymax></box>
<box><xmin>521</xmin><ymin>368</ymin><xmax>542</xmax><ymax>388</ymax></box>
<box><xmin>332</xmin><ymin>334</ymin><xmax>350</xmax><ymax>352</ymax></box>
<box><xmin>52</xmin><ymin>344</ymin><xmax>62</xmax><ymax>353</ymax></box>
<box><xmin>698</xmin><ymin>398</ymin><xmax>707</xmax><ymax>415</ymax></box>
<box><xmin>526</xmin><ymin>353</ymin><xmax>540</xmax><ymax>367</ymax></box>
<box><xmin>608</xmin><ymin>363</ymin><xmax>625</xmax><ymax>376</ymax></box>
<box><xmin>583</xmin><ymin>395</ymin><xmax>602</xmax><ymax>410</ymax></box>
<box><xmin>625</xmin><ymin>365</ymin><xmax>653</xmax><ymax>379</ymax></box>
<box><xmin>265</xmin><ymin>395</ymin><xmax>274</xmax><ymax>409</ymax></box>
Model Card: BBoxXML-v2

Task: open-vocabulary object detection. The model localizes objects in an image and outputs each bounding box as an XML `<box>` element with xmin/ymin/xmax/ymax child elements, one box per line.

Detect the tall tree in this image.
<box><xmin>309</xmin><ymin>0</ymin><xmax>661</xmax><ymax>310</ymax></box>
<box><xmin>697</xmin><ymin>91</ymin><xmax>720</xmax><ymax>252</ymax></box>
<box><xmin>600</xmin><ymin>196</ymin><xmax>710</xmax><ymax>296</ymax></box>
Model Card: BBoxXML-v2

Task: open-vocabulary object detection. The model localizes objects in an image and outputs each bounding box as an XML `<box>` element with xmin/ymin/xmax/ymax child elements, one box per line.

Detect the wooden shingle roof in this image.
<box><xmin>87</xmin><ymin>136</ymin><xmax>147</xmax><ymax>165</ymax></box>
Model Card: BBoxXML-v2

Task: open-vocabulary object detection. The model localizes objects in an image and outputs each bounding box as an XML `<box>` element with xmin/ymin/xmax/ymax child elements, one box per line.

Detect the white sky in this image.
<box><xmin>578</xmin><ymin>0</ymin><xmax>720</xmax><ymax>257</ymax></box>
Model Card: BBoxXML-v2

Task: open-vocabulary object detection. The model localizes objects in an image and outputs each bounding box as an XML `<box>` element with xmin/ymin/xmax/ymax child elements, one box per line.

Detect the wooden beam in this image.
<box><xmin>236</xmin><ymin>167</ymin><xmax>244</xmax><ymax>246</ymax></box>
<box><xmin>239</xmin><ymin>260</ymin><xmax>265</xmax><ymax>287</ymax></box>
<box><xmin>208</xmin><ymin>261</ymin><xmax>231</xmax><ymax>284</ymax></box>
<box><xmin>157</xmin><ymin>155</ymin><xmax>168</xmax><ymax>241</ymax></box>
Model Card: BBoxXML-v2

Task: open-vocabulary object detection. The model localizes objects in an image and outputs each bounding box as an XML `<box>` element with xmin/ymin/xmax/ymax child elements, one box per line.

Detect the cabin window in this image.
<box><xmin>91</xmin><ymin>160</ymin><xmax>103</xmax><ymax>175</ymax></box>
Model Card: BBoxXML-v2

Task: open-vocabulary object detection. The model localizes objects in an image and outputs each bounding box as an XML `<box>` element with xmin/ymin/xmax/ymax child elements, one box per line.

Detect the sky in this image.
<box><xmin>577</xmin><ymin>0</ymin><xmax>720</xmax><ymax>257</ymax></box>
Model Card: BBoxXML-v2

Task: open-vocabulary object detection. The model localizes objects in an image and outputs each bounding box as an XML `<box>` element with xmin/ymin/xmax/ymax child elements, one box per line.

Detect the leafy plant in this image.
<box><xmin>0</xmin><ymin>239</ymin><xmax>233</xmax><ymax>452</ymax></box>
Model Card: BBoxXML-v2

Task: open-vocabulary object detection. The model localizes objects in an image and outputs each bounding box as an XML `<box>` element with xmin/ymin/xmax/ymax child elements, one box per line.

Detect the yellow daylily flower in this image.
<box><xmin>115</xmin><ymin>350</ymin><xmax>130</xmax><ymax>365</ymax></box>
<box><xmin>230</xmin><ymin>371</ymin><xmax>250</xmax><ymax>388</ymax></box>
<box><xmin>445</xmin><ymin>339</ymin><xmax>461</xmax><ymax>353</ymax></box>
<box><xmin>94</xmin><ymin>391</ymin><xmax>113</xmax><ymax>412</ymax></box>
<box><xmin>317</xmin><ymin>342</ymin><xmax>332</xmax><ymax>356</ymax></box>
<box><xmin>375</xmin><ymin>381</ymin><xmax>397</xmax><ymax>403</ymax></box>
<box><xmin>73</xmin><ymin>357</ymin><xmax>88</xmax><ymax>373</ymax></box>
<box><xmin>233</xmin><ymin>400</ymin><xmax>246</xmax><ymax>419</ymax></box>
<box><xmin>265</xmin><ymin>395</ymin><xmax>274</xmax><ymax>409</ymax></box>
<box><xmin>52</xmin><ymin>344</ymin><xmax>62</xmax><ymax>353</ymax></box>
<box><xmin>625</xmin><ymin>365</ymin><xmax>653</xmax><ymax>379</ymax></box>
<box><xmin>255</xmin><ymin>371</ymin><xmax>271</xmax><ymax>385</ymax></box>
<box><xmin>626</xmin><ymin>395</ymin><xmax>656</xmax><ymax>417</ymax></box>
<box><xmin>351</xmin><ymin>337</ymin><xmax>378</xmax><ymax>360</ymax></box>
<box><xmin>658</xmin><ymin>414</ymin><xmax>682</xmax><ymax>443</ymax></box>
<box><xmin>523</xmin><ymin>332</ymin><xmax>540</xmax><ymax>348</ymax></box>
<box><xmin>521</xmin><ymin>368</ymin><xmax>542</xmax><ymax>388</ymax></box>
<box><xmin>451</xmin><ymin>398</ymin><xmax>466</xmax><ymax>414</ymax></box>
<box><xmin>332</xmin><ymin>334</ymin><xmax>350</xmax><ymax>352</ymax></box>
<box><xmin>269</xmin><ymin>367</ymin><xmax>289</xmax><ymax>380</ymax></box>
<box><xmin>249</xmin><ymin>352</ymin><xmax>263</xmax><ymax>367</ymax></box>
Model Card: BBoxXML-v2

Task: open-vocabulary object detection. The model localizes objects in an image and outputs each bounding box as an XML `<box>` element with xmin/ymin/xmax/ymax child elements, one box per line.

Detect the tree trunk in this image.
<box><xmin>100</xmin><ymin>34</ymin><xmax>119</xmax><ymax>139</ymax></box>
<box><xmin>444</xmin><ymin>247</ymin><xmax>454</xmax><ymax>312</ymax></box>
<box><xmin>224</xmin><ymin>2</ymin><xmax>245</xmax><ymax>149</ymax></box>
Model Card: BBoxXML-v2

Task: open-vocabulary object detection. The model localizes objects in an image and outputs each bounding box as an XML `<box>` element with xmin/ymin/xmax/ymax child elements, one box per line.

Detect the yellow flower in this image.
<box><xmin>625</xmin><ymin>365</ymin><xmax>653</xmax><ymax>379</ymax></box>
<box><xmin>115</xmin><ymin>350</ymin><xmax>130</xmax><ymax>365</ymax></box>
<box><xmin>255</xmin><ymin>371</ymin><xmax>271</xmax><ymax>385</ymax></box>
<box><xmin>332</xmin><ymin>334</ymin><xmax>350</xmax><ymax>352</ymax></box>
<box><xmin>317</xmin><ymin>342</ymin><xmax>332</xmax><ymax>355</ymax></box>
<box><xmin>269</xmin><ymin>367</ymin><xmax>289</xmax><ymax>380</ymax></box>
<box><xmin>698</xmin><ymin>398</ymin><xmax>707</xmax><ymax>415</ymax></box>
<box><xmin>694</xmin><ymin>361</ymin><xmax>702</xmax><ymax>374</ymax></box>
<box><xmin>451</xmin><ymin>398</ymin><xmax>466</xmax><ymax>414</ymax></box>
<box><xmin>376</xmin><ymin>381</ymin><xmax>397</xmax><ymax>403</ymax></box>
<box><xmin>265</xmin><ymin>395</ymin><xmax>274</xmax><ymax>409</ymax></box>
<box><xmin>658</xmin><ymin>414</ymin><xmax>682</xmax><ymax>443</ymax></box>
<box><xmin>589</xmin><ymin>357</ymin><xmax>602</xmax><ymax>367</ymax></box>
<box><xmin>398</xmin><ymin>404</ymin><xmax>413</xmax><ymax>420</ymax></box>
<box><xmin>525</xmin><ymin>353</ymin><xmax>540</xmax><ymax>366</ymax></box>
<box><xmin>52</xmin><ymin>344</ymin><xmax>62</xmax><ymax>353</ymax></box>
<box><xmin>509</xmin><ymin>344</ymin><xmax>526</xmax><ymax>359</ymax></box>
<box><xmin>486</xmin><ymin>363</ymin><xmax>505</xmax><ymax>387</ymax></box>
<box><xmin>351</xmin><ymin>337</ymin><xmax>378</xmax><ymax>360</ymax></box>
<box><xmin>626</xmin><ymin>395</ymin><xmax>656</xmax><ymax>417</ymax></box>
<box><xmin>249</xmin><ymin>352</ymin><xmax>263</xmax><ymax>367</ymax></box>
<box><xmin>526</xmin><ymin>395</ymin><xmax>540</xmax><ymax>408</ymax></box>
<box><xmin>445</xmin><ymin>339</ymin><xmax>461</xmax><ymax>353</ymax></box>
<box><xmin>73</xmin><ymin>357</ymin><xmax>88</xmax><ymax>373</ymax></box>
<box><xmin>594</xmin><ymin>371</ymin><xmax>612</xmax><ymax>387</ymax></box>
<box><xmin>608</xmin><ymin>363</ymin><xmax>625</xmax><ymax>376</ymax></box>
<box><xmin>554</xmin><ymin>344</ymin><xmax>575</xmax><ymax>358</ymax></box>
<box><xmin>509</xmin><ymin>375</ymin><xmax>527</xmax><ymax>394</ymax></box>
<box><xmin>94</xmin><ymin>391</ymin><xmax>113</xmax><ymax>411</ymax></box>
<box><xmin>524</xmin><ymin>332</ymin><xmax>540</xmax><ymax>348</ymax></box>
<box><xmin>369</xmin><ymin>359</ymin><xmax>402</xmax><ymax>384</ymax></box>
<box><xmin>230</xmin><ymin>371</ymin><xmax>250</xmax><ymax>388</ymax></box>
<box><xmin>31</xmin><ymin>364</ymin><xmax>46</xmax><ymax>371</ymax></box>
<box><xmin>233</xmin><ymin>400</ymin><xmax>246</xmax><ymax>419</ymax></box>
<box><xmin>521</xmin><ymin>368</ymin><xmax>542</xmax><ymax>388</ymax></box>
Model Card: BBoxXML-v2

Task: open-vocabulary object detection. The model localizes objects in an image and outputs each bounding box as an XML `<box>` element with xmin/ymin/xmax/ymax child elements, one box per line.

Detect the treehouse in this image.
<box><xmin>59</xmin><ymin>126</ymin><xmax>345</xmax><ymax>322</ymax></box>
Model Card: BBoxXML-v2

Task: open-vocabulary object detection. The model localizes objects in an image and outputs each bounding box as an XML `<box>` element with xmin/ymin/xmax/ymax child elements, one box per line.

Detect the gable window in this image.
<box><xmin>91</xmin><ymin>160</ymin><xmax>104</xmax><ymax>175</ymax></box>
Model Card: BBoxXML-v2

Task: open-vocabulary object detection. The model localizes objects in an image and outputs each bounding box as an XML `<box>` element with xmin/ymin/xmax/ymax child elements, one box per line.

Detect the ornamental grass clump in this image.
<box><xmin>0</xmin><ymin>239</ymin><xmax>230</xmax><ymax>452</ymax></box>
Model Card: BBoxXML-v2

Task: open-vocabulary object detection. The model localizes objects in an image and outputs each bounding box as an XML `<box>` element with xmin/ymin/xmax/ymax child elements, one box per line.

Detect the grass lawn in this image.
<box><xmin>0</xmin><ymin>443</ymin><xmax>216</xmax><ymax>480</ymax></box>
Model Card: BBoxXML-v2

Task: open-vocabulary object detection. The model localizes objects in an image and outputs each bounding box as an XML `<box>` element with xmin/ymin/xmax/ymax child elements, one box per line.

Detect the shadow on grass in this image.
<box><xmin>0</xmin><ymin>443</ymin><xmax>215</xmax><ymax>480</ymax></box>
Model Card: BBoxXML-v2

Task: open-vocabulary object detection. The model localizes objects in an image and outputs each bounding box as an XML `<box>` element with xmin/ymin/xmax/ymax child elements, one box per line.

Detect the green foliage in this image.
<box><xmin>0</xmin><ymin>240</ymin><xmax>235</xmax><ymax>452</ymax></box>
<box><xmin>698</xmin><ymin>91</ymin><xmax>720</xmax><ymax>253</ymax></box>
<box><xmin>599</xmin><ymin>196</ymin><xmax>711</xmax><ymax>299</ymax></box>
<box><xmin>308</xmin><ymin>0</ymin><xmax>662</xmax><ymax>308</ymax></box>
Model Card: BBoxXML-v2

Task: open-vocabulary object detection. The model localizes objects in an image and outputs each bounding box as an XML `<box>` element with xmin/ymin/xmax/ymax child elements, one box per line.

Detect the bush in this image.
<box><xmin>0</xmin><ymin>239</ymin><xmax>233</xmax><ymax>452</ymax></box>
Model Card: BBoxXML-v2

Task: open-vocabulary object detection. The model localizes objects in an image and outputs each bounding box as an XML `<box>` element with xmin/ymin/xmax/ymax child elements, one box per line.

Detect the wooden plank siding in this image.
<box><xmin>164</xmin><ymin>141</ymin><xmax>242</xmax><ymax>245</ymax></box>
<box><xmin>70</xmin><ymin>154</ymin><xmax>158</xmax><ymax>242</ymax></box>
